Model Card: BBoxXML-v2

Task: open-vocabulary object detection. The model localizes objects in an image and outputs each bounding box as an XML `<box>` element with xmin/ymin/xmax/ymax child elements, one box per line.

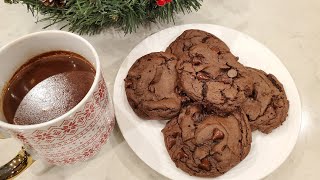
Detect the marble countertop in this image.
<box><xmin>0</xmin><ymin>0</ymin><xmax>319</xmax><ymax>179</ymax></box>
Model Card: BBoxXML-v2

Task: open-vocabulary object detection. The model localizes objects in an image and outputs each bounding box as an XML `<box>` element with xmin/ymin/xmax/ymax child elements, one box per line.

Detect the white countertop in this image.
<box><xmin>0</xmin><ymin>0</ymin><xmax>319</xmax><ymax>179</ymax></box>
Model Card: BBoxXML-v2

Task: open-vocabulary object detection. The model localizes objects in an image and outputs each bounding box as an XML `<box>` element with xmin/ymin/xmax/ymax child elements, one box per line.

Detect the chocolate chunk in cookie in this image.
<box><xmin>241</xmin><ymin>68</ymin><xmax>289</xmax><ymax>134</ymax></box>
<box><xmin>124</xmin><ymin>52</ymin><xmax>182</xmax><ymax>120</ymax></box>
<box><xmin>176</xmin><ymin>43</ymin><xmax>253</xmax><ymax>114</ymax></box>
<box><xmin>162</xmin><ymin>105</ymin><xmax>252</xmax><ymax>177</ymax></box>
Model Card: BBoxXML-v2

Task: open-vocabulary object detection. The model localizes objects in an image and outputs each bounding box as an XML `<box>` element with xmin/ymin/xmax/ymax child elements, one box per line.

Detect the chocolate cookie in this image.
<box><xmin>162</xmin><ymin>105</ymin><xmax>252</xmax><ymax>177</ymax></box>
<box><xmin>166</xmin><ymin>29</ymin><xmax>231</xmax><ymax>58</ymax></box>
<box><xmin>241</xmin><ymin>68</ymin><xmax>289</xmax><ymax>134</ymax></box>
<box><xmin>125</xmin><ymin>52</ymin><xmax>182</xmax><ymax>120</ymax></box>
<box><xmin>176</xmin><ymin>43</ymin><xmax>253</xmax><ymax>114</ymax></box>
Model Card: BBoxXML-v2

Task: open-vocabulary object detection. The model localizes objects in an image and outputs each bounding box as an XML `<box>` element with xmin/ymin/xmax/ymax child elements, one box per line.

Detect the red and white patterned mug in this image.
<box><xmin>0</xmin><ymin>31</ymin><xmax>115</xmax><ymax>178</ymax></box>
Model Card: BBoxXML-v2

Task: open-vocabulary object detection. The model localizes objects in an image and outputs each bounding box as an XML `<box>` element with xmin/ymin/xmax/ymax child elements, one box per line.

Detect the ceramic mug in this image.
<box><xmin>0</xmin><ymin>31</ymin><xmax>115</xmax><ymax>179</ymax></box>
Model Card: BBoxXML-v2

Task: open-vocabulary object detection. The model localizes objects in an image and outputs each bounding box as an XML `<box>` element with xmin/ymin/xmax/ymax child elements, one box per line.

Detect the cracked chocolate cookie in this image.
<box><xmin>125</xmin><ymin>52</ymin><xmax>182</xmax><ymax>120</ymax></box>
<box><xmin>166</xmin><ymin>29</ymin><xmax>231</xmax><ymax>59</ymax></box>
<box><xmin>162</xmin><ymin>105</ymin><xmax>252</xmax><ymax>177</ymax></box>
<box><xmin>177</xmin><ymin>43</ymin><xmax>253</xmax><ymax>114</ymax></box>
<box><xmin>241</xmin><ymin>68</ymin><xmax>289</xmax><ymax>134</ymax></box>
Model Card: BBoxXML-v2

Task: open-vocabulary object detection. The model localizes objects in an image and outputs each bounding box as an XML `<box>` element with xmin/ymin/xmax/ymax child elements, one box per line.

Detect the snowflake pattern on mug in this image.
<box><xmin>13</xmin><ymin>77</ymin><xmax>115</xmax><ymax>165</ymax></box>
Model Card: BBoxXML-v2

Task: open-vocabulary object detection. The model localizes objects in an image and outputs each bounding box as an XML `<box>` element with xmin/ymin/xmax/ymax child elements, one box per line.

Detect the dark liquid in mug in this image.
<box><xmin>2</xmin><ymin>51</ymin><xmax>95</xmax><ymax>125</ymax></box>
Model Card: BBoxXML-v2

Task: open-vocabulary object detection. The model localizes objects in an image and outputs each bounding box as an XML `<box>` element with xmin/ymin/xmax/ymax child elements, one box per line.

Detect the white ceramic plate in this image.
<box><xmin>113</xmin><ymin>24</ymin><xmax>301</xmax><ymax>180</ymax></box>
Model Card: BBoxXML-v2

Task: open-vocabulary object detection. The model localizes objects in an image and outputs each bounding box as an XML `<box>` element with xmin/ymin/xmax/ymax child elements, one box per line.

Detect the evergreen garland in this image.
<box><xmin>5</xmin><ymin>0</ymin><xmax>202</xmax><ymax>35</ymax></box>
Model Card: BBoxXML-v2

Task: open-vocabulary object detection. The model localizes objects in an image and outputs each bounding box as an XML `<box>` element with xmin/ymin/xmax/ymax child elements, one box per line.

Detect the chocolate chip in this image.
<box><xmin>198</xmin><ymin>158</ymin><xmax>211</xmax><ymax>171</ymax></box>
<box><xmin>213</xmin><ymin>153</ymin><xmax>222</xmax><ymax>162</ymax></box>
<box><xmin>212</xmin><ymin>128</ymin><xmax>224</xmax><ymax>141</ymax></box>
<box><xmin>227</xmin><ymin>69</ymin><xmax>238</xmax><ymax>78</ymax></box>
<box><xmin>192</xmin><ymin>112</ymin><xmax>203</xmax><ymax>123</ymax></box>
<box><xmin>192</xmin><ymin>58</ymin><xmax>202</xmax><ymax>66</ymax></box>
<box><xmin>194</xmin><ymin>146</ymin><xmax>210</xmax><ymax>160</ymax></box>
<box><xmin>196</xmin><ymin>72</ymin><xmax>210</xmax><ymax>80</ymax></box>
<box><xmin>150</xmin><ymin>68</ymin><xmax>163</xmax><ymax>84</ymax></box>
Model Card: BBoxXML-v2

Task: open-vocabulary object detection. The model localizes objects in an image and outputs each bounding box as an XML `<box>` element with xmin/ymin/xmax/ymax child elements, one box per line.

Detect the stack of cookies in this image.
<box><xmin>124</xmin><ymin>29</ymin><xmax>289</xmax><ymax>178</ymax></box>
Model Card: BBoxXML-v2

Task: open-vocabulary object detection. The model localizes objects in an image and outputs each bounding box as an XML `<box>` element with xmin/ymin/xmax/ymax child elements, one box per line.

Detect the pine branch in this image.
<box><xmin>5</xmin><ymin>0</ymin><xmax>202</xmax><ymax>35</ymax></box>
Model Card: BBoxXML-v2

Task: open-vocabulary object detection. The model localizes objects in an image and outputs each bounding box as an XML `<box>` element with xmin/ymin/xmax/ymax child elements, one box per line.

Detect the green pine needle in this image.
<box><xmin>6</xmin><ymin>0</ymin><xmax>202</xmax><ymax>35</ymax></box>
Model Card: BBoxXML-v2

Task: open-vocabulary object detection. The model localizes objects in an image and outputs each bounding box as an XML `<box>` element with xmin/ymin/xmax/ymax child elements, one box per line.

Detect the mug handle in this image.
<box><xmin>0</xmin><ymin>133</ymin><xmax>33</xmax><ymax>180</ymax></box>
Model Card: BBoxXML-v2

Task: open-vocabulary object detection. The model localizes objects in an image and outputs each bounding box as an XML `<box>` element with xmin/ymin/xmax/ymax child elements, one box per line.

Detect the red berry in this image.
<box><xmin>156</xmin><ymin>0</ymin><xmax>166</xmax><ymax>6</ymax></box>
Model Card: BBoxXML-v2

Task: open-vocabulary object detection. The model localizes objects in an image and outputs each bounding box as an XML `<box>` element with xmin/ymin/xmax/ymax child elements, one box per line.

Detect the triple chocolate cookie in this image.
<box><xmin>162</xmin><ymin>105</ymin><xmax>252</xmax><ymax>177</ymax></box>
<box><xmin>242</xmin><ymin>68</ymin><xmax>289</xmax><ymax>134</ymax></box>
<box><xmin>166</xmin><ymin>29</ymin><xmax>231</xmax><ymax>58</ymax></box>
<box><xmin>124</xmin><ymin>52</ymin><xmax>181</xmax><ymax>120</ymax></box>
<box><xmin>176</xmin><ymin>43</ymin><xmax>253</xmax><ymax>114</ymax></box>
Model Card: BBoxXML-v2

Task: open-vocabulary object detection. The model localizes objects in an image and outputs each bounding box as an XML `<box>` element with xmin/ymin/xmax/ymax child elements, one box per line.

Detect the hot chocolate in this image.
<box><xmin>2</xmin><ymin>51</ymin><xmax>95</xmax><ymax>125</ymax></box>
